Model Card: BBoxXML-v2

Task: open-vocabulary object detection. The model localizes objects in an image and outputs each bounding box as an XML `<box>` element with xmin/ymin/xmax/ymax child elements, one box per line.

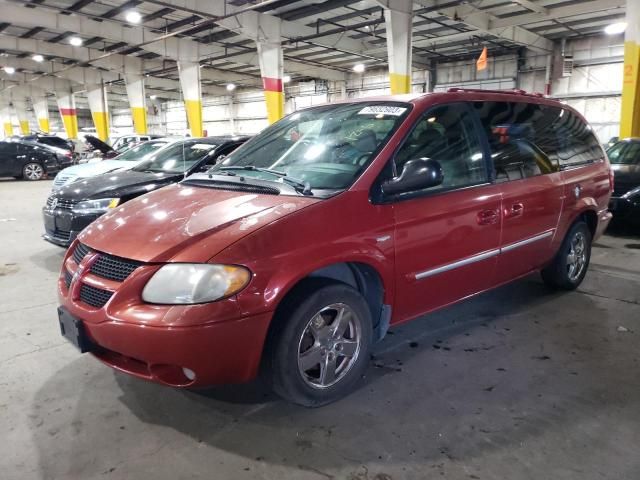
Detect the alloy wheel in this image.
<box><xmin>24</xmin><ymin>163</ymin><xmax>44</xmax><ymax>180</ymax></box>
<box><xmin>297</xmin><ymin>303</ymin><xmax>362</xmax><ymax>389</ymax></box>
<box><xmin>566</xmin><ymin>231</ymin><xmax>587</xmax><ymax>282</ymax></box>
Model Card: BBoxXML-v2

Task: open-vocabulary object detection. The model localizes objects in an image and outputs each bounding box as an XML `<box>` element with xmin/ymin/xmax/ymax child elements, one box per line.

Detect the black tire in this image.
<box><xmin>541</xmin><ymin>221</ymin><xmax>592</xmax><ymax>290</ymax></box>
<box><xmin>22</xmin><ymin>162</ymin><xmax>45</xmax><ymax>181</ymax></box>
<box><xmin>267</xmin><ymin>280</ymin><xmax>373</xmax><ymax>407</ymax></box>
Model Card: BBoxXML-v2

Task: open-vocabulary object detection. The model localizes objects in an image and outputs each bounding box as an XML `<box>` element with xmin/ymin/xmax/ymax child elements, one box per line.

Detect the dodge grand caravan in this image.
<box><xmin>57</xmin><ymin>90</ymin><xmax>613</xmax><ymax>406</ymax></box>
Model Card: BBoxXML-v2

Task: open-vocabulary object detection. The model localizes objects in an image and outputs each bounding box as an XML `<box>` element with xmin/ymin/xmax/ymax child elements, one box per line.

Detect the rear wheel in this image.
<box><xmin>541</xmin><ymin>221</ymin><xmax>591</xmax><ymax>290</ymax></box>
<box><xmin>23</xmin><ymin>163</ymin><xmax>45</xmax><ymax>181</ymax></box>
<box><xmin>268</xmin><ymin>281</ymin><xmax>373</xmax><ymax>407</ymax></box>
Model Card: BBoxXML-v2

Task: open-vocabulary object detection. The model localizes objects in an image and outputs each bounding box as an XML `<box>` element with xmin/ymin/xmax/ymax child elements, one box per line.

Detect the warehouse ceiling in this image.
<box><xmin>0</xmin><ymin>0</ymin><xmax>628</xmax><ymax>102</ymax></box>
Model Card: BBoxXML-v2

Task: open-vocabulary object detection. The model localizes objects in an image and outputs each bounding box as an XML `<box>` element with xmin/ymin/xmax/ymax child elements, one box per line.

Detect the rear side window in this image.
<box><xmin>553</xmin><ymin>110</ymin><xmax>603</xmax><ymax>167</ymax></box>
<box><xmin>473</xmin><ymin>101</ymin><xmax>562</xmax><ymax>182</ymax></box>
<box><xmin>393</xmin><ymin>103</ymin><xmax>487</xmax><ymax>191</ymax></box>
<box><xmin>609</xmin><ymin>142</ymin><xmax>640</xmax><ymax>165</ymax></box>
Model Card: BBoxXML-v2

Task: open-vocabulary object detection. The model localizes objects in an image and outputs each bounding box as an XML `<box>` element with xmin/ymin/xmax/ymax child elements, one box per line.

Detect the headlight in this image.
<box><xmin>72</xmin><ymin>198</ymin><xmax>120</xmax><ymax>213</ymax></box>
<box><xmin>142</xmin><ymin>264</ymin><xmax>251</xmax><ymax>304</ymax></box>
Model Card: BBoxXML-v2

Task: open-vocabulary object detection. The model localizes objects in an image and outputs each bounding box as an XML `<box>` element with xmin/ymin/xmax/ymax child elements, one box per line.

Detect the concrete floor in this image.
<box><xmin>1</xmin><ymin>178</ymin><xmax>639</xmax><ymax>480</ymax></box>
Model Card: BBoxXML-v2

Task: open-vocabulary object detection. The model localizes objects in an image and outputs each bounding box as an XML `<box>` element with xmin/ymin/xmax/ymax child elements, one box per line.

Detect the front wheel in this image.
<box><xmin>23</xmin><ymin>163</ymin><xmax>45</xmax><ymax>181</ymax></box>
<box><xmin>268</xmin><ymin>281</ymin><xmax>373</xmax><ymax>407</ymax></box>
<box><xmin>541</xmin><ymin>221</ymin><xmax>592</xmax><ymax>290</ymax></box>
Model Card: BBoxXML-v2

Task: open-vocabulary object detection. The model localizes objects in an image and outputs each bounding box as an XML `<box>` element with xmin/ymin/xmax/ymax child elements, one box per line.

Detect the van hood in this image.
<box><xmin>78</xmin><ymin>183</ymin><xmax>319</xmax><ymax>263</ymax></box>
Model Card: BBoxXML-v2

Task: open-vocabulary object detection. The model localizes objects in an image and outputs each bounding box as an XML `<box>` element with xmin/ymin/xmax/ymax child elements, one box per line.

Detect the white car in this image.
<box><xmin>51</xmin><ymin>139</ymin><xmax>172</xmax><ymax>191</ymax></box>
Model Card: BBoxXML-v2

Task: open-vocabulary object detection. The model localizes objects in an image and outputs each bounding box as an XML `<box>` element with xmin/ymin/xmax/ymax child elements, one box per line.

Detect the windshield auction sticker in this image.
<box><xmin>358</xmin><ymin>106</ymin><xmax>407</xmax><ymax>116</ymax></box>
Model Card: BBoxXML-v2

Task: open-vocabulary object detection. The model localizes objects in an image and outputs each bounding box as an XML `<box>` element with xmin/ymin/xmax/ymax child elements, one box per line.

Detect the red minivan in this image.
<box><xmin>57</xmin><ymin>90</ymin><xmax>613</xmax><ymax>406</ymax></box>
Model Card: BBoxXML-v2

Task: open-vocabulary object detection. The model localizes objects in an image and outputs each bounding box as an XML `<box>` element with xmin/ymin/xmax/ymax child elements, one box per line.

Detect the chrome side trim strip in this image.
<box><xmin>414</xmin><ymin>229</ymin><xmax>556</xmax><ymax>281</ymax></box>
<box><xmin>500</xmin><ymin>229</ymin><xmax>555</xmax><ymax>253</ymax></box>
<box><xmin>415</xmin><ymin>249</ymin><xmax>500</xmax><ymax>280</ymax></box>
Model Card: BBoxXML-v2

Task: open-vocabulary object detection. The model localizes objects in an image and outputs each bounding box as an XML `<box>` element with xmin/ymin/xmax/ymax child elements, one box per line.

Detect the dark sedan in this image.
<box><xmin>0</xmin><ymin>140</ymin><xmax>74</xmax><ymax>180</ymax></box>
<box><xmin>607</xmin><ymin>139</ymin><xmax>640</xmax><ymax>227</ymax></box>
<box><xmin>42</xmin><ymin>136</ymin><xmax>248</xmax><ymax>246</ymax></box>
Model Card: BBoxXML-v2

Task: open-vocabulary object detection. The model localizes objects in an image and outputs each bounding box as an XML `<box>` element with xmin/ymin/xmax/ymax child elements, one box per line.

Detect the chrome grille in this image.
<box><xmin>72</xmin><ymin>243</ymin><xmax>91</xmax><ymax>264</ymax></box>
<box><xmin>79</xmin><ymin>285</ymin><xmax>113</xmax><ymax>308</ymax></box>
<box><xmin>46</xmin><ymin>196</ymin><xmax>76</xmax><ymax>210</ymax></box>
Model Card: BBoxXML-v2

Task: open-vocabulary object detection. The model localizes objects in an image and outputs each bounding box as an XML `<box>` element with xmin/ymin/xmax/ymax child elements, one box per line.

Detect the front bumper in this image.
<box><xmin>58</xmin><ymin>250</ymin><xmax>273</xmax><ymax>387</ymax></box>
<box><xmin>42</xmin><ymin>208</ymin><xmax>100</xmax><ymax>247</ymax></box>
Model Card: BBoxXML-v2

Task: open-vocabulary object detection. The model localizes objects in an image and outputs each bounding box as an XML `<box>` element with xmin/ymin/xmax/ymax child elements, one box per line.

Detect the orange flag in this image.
<box><xmin>477</xmin><ymin>47</ymin><xmax>488</xmax><ymax>71</ymax></box>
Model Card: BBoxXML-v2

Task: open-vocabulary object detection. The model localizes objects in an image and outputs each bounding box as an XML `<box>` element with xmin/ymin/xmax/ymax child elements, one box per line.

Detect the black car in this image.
<box><xmin>607</xmin><ymin>139</ymin><xmax>640</xmax><ymax>227</ymax></box>
<box><xmin>0</xmin><ymin>140</ymin><xmax>74</xmax><ymax>180</ymax></box>
<box><xmin>22</xmin><ymin>134</ymin><xmax>75</xmax><ymax>154</ymax></box>
<box><xmin>43</xmin><ymin>136</ymin><xmax>248</xmax><ymax>246</ymax></box>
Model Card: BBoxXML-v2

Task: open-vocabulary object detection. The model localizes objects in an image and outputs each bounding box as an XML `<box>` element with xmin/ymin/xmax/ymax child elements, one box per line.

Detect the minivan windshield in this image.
<box><xmin>115</xmin><ymin>141</ymin><xmax>167</xmax><ymax>162</ymax></box>
<box><xmin>134</xmin><ymin>141</ymin><xmax>217</xmax><ymax>173</ymax></box>
<box><xmin>209</xmin><ymin>102</ymin><xmax>411</xmax><ymax>193</ymax></box>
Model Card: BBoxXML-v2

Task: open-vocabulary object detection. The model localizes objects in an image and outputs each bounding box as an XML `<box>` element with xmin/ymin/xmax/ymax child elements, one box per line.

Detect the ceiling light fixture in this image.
<box><xmin>3</xmin><ymin>66</ymin><xmax>15</xmax><ymax>74</ymax></box>
<box><xmin>32</xmin><ymin>54</ymin><xmax>44</xmax><ymax>62</ymax></box>
<box><xmin>283</xmin><ymin>75</ymin><xmax>291</xmax><ymax>83</ymax></box>
<box><xmin>150</xmin><ymin>94</ymin><xmax>157</xmax><ymax>100</ymax></box>
<box><xmin>604</xmin><ymin>22</ymin><xmax>627</xmax><ymax>35</ymax></box>
<box><xmin>226</xmin><ymin>83</ymin><xmax>236</xmax><ymax>91</ymax></box>
<box><xmin>69</xmin><ymin>36</ymin><xmax>83</xmax><ymax>46</ymax></box>
<box><xmin>353</xmin><ymin>63</ymin><xmax>366</xmax><ymax>73</ymax></box>
<box><xmin>125</xmin><ymin>10</ymin><xmax>142</xmax><ymax>24</ymax></box>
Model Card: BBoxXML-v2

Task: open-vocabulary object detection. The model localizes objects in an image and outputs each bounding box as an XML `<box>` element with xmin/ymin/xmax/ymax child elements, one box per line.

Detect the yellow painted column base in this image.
<box><xmin>38</xmin><ymin>118</ymin><xmax>50</xmax><ymax>133</ymax></box>
<box><xmin>61</xmin><ymin>115</ymin><xmax>79</xmax><ymax>140</ymax></box>
<box><xmin>131</xmin><ymin>107</ymin><xmax>148</xmax><ymax>135</ymax></box>
<box><xmin>621</xmin><ymin>40</ymin><xmax>640</xmax><ymax>138</ymax></box>
<box><xmin>19</xmin><ymin>120</ymin><xmax>30</xmax><ymax>135</ymax></box>
<box><xmin>3</xmin><ymin>122</ymin><xmax>13</xmax><ymax>137</ymax></box>
<box><xmin>389</xmin><ymin>73</ymin><xmax>411</xmax><ymax>95</ymax></box>
<box><xmin>264</xmin><ymin>91</ymin><xmax>284</xmax><ymax>124</ymax></box>
<box><xmin>184</xmin><ymin>99</ymin><xmax>203</xmax><ymax>137</ymax></box>
<box><xmin>92</xmin><ymin>111</ymin><xmax>110</xmax><ymax>141</ymax></box>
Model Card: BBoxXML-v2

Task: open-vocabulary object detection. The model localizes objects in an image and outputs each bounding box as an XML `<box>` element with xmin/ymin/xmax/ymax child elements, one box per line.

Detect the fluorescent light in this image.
<box><xmin>69</xmin><ymin>37</ymin><xmax>83</xmax><ymax>46</ymax></box>
<box><xmin>604</xmin><ymin>22</ymin><xmax>627</xmax><ymax>35</ymax></box>
<box><xmin>32</xmin><ymin>54</ymin><xmax>44</xmax><ymax>62</ymax></box>
<box><xmin>3</xmin><ymin>66</ymin><xmax>15</xmax><ymax>74</ymax></box>
<box><xmin>283</xmin><ymin>75</ymin><xmax>291</xmax><ymax>83</ymax></box>
<box><xmin>226</xmin><ymin>83</ymin><xmax>236</xmax><ymax>91</ymax></box>
<box><xmin>353</xmin><ymin>63</ymin><xmax>365</xmax><ymax>73</ymax></box>
<box><xmin>125</xmin><ymin>10</ymin><xmax>142</xmax><ymax>24</ymax></box>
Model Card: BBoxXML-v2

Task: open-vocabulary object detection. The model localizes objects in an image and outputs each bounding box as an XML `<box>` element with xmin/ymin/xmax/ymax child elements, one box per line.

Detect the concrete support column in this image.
<box><xmin>87</xmin><ymin>84</ymin><xmax>110</xmax><ymax>141</ymax></box>
<box><xmin>125</xmin><ymin>74</ymin><xmax>147</xmax><ymax>134</ymax></box>
<box><xmin>31</xmin><ymin>89</ymin><xmax>50</xmax><ymax>133</ymax></box>
<box><xmin>254</xmin><ymin>15</ymin><xmax>284</xmax><ymax>124</ymax></box>
<box><xmin>380</xmin><ymin>0</ymin><xmax>413</xmax><ymax>94</ymax></box>
<box><xmin>13</xmin><ymin>99</ymin><xmax>31</xmax><ymax>135</ymax></box>
<box><xmin>621</xmin><ymin>0</ymin><xmax>640</xmax><ymax>138</ymax></box>
<box><xmin>1</xmin><ymin>104</ymin><xmax>13</xmax><ymax>137</ymax></box>
<box><xmin>56</xmin><ymin>92</ymin><xmax>79</xmax><ymax>140</ymax></box>
<box><xmin>178</xmin><ymin>61</ymin><xmax>203</xmax><ymax>137</ymax></box>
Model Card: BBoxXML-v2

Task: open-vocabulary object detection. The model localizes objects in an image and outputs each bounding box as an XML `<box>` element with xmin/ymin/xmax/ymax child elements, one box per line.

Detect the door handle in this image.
<box><xmin>477</xmin><ymin>209</ymin><xmax>499</xmax><ymax>225</ymax></box>
<box><xmin>504</xmin><ymin>203</ymin><xmax>524</xmax><ymax>219</ymax></box>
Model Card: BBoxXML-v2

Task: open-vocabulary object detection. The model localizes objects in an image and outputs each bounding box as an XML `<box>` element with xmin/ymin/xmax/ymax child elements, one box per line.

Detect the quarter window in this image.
<box><xmin>393</xmin><ymin>103</ymin><xmax>487</xmax><ymax>192</ymax></box>
<box><xmin>473</xmin><ymin>101</ymin><xmax>562</xmax><ymax>182</ymax></box>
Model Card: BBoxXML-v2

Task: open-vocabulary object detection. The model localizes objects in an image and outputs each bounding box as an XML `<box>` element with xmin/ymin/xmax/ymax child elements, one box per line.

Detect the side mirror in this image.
<box><xmin>381</xmin><ymin>158</ymin><xmax>444</xmax><ymax>196</ymax></box>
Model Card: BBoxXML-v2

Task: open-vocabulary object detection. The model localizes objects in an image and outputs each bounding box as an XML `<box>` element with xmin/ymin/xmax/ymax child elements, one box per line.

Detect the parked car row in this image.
<box><xmin>43</xmin><ymin>136</ymin><xmax>248</xmax><ymax>246</ymax></box>
<box><xmin>53</xmin><ymin>90</ymin><xmax>615</xmax><ymax>406</ymax></box>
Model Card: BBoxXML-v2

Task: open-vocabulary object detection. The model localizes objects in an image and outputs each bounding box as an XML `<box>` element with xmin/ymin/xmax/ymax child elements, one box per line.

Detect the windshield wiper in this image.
<box><xmin>216</xmin><ymin>166</ymin><xmax>313</xmax><ymax>195</ymax></box>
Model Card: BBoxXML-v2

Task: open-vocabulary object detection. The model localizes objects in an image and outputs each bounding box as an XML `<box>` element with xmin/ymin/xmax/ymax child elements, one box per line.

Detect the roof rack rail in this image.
<box><xmin>447</xmin><ymin>87</ymin><xmax>545</xmax><ymax>98</ymax></box>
